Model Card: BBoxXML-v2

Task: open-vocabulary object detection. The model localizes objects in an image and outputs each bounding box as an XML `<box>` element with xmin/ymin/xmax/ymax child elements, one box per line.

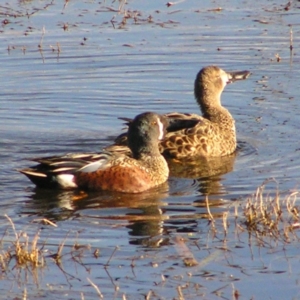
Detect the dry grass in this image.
<box><xmin>0</xmin><ymin>216</ymin><xmax>88</xmax><ymax>273</ymax></box>
<box><xmin>199</xmin><ymin>179</ymin><xmax>300</xmax><ymax>249</ymax></box>
<box><xmin>0</xmin><ymin>215</ymin><xmax>45</xmax><ymax>270</ymax></box>
<box><xmin>241</xmin><ymin>180</ymin><xmax>300</xmax><ymax>243</ymax></box>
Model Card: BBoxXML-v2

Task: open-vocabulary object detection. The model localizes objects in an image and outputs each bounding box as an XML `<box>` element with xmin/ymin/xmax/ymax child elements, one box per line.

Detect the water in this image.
<box><xmin>1</xmin><ymin>0</ymin><xmax>300</xmax><ymax>299</ymax></box>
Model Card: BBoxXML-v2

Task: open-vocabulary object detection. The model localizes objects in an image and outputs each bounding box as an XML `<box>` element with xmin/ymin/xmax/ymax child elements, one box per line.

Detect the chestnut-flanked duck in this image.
<box><xmin>19</xmin><ymin>112</ymin><xmax>169</xmax><ymax>193</ymax></box>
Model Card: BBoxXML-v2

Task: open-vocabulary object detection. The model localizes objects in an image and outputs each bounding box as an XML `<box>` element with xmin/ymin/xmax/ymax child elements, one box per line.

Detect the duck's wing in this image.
<box><xmin>160</xmin><ymin>117</ymin><xmax>214</xmax><ymax>158</ymax></box>
<box><xmin>18</xmin><ymin>152</ymin><xmax>117</xmax><ymax>188</ymax></box>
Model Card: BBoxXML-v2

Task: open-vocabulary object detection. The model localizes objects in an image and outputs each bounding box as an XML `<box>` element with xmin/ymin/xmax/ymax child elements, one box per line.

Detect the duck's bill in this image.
<box><xmin>227</xmin><ymin>70</ymin><xmax>251</xmax><ymax>83</ymax></box>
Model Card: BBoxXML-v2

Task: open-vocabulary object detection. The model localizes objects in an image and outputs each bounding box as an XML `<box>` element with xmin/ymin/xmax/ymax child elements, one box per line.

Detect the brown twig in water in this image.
<box><xmin>38</xmin><ymin>26</ymin><xmax>45</xmax><ymax>49</ymax></box>
<box><xmin>38</xmin><ymin>26</ymin><xmax>45</xmax><ymax>63</ymax></box>
<box><xmin>5</xmin><ymin>214</ymin><xmax>18</xmax><ymax>240</ymax></box>
<box><xmin>289</xmin><ymin>25</ymin><xmax>293</xmax><ymax>51</ymax></box>
<box><xmin>31</xmin><ymin>218</ymin><xmax>57</xmax><ymax>227</ymax></box>
<box><xmin>222</xmin><ymin>212</ymin><xmax>228</xmax><ymax>237</ymax></box>
<box><xmin>205</xmin><ymin>196</ymin><xmax>214</xmax><ymax>221</ymax></box>
<box><xmin>63</xmin><ymin>0</ymin><xmax>69</xmax><ymax>11</ymax></box>
<box><xmin>87</xmin><ymin>277</ymin><xmax>104</xmax><ymax>299</ymax></box>
<box><xmin>173</xmin><ymin>236</ymin><xmax>198</xmax><ymax>267</ymax></box>
<box><xmin>111</xmin><ymin>15</ymin><xmax>116</xmax><ymax>29</ymax></box>
<box><xmin>177</xmin><ymin>285</ymin><xmax>185</xmax><ymax>300</ymax></box>
<box><xmin>50</xmin><ymin>231</ymin><xmax>70</xmax><ymax>264</ymax></box>
<box><xmin>205</xmin><ymin>196</ymin><xmax>216</xmax><ymax>235</ymax></box>
<box><xmin>166</xmin><ymin>0</ymin><xmax>187</xmax><ymax>7</ymax></box>
<box><xmin>105</xmin><ymin>246</ymin><xmax>119</xmax><ymax>267</ymax></box>
<box><xmin>146</xmin><ymin>290</ymin><xmax>152</xmax><ymax>300</ymax></box>
<box><xmin>118</xmin><ymin>0</ymin><xmax>126</xmax><ymax>13</ymax></box>
<box><xmin>289</xmin><ymin>25</ymin><xmax>294</xmax><ymax>65</ymax></box>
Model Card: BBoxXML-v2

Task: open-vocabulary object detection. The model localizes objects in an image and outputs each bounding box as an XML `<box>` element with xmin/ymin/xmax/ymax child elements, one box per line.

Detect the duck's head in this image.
<box><xmin>128</xmin><ymin>112</ymin><xmax>167</xmax><ymax>157</ymax></box>
<box><xmin>194</xmin><ymin>65</ymin><xmax>250</xmax><ymax>108</ymax></box>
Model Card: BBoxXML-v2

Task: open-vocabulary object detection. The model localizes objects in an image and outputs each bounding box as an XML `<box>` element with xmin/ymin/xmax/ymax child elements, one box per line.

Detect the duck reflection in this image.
<box><xmin>168</xmin><ymin>152</ymin><xmax>236</xmax><ymax>179</ymax></box>
<box><xmin>168</xmin><ymin>151</ymin><xmax>236</xmax><ymax>197</ymax></box>
<box><xmin>23</xmin><ymin>182</ymin><xmax>168</xmax><ymax>217</ymax></box>
<box><xmin>21</xmin><ymin>182</ymin><xmax>174</xmax><ymax>246</ymax></box>
<box><xmin>23</xmin><ymin>188</ymin><xmax>79</xmax><ymax>221</ymax></box>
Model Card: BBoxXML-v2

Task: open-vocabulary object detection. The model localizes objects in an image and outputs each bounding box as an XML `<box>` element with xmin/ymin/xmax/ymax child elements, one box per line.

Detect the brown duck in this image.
<box><xmin>19</xmin><ymin>112</ymin><xmax>169</xmax><ymax>193</ymax></box>
<box><xmin>108</xmin><ymin>65</ymin><xmax>251</xmax><ymax>158</ymax></box>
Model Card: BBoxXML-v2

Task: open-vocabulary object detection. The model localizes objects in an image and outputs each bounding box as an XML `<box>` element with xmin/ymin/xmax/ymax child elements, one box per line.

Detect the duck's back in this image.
<box><xmin>161</xmin><ymin>109</ymin><xmax>236</xmax><ymax>158</ymax></box>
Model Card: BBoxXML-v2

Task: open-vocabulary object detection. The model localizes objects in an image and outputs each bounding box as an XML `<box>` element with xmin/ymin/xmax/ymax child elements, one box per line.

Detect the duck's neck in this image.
<box><xmin>197</xmin><ymin>89</ymin><xmax>232</xmax><ymax>123</ymax></box>
<box><xmin>134</xmin><ymin>149</ymin><xmax>169</xmax><ymax>182</ymax></box>
<box><xmin>133</xmin><ymin>146</ymin><xmax>169</xmax><ymax>179</ymax></box>
<box><xmin>132</xmin><ymin>144</ymin><xmax>161</xmax><ymax>160</ymax></box>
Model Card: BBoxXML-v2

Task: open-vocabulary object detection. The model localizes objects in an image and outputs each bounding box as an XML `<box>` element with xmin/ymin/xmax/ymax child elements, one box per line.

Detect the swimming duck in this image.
<box><xmin>19</xmin><ymin>112</ymin><xmax>169</xmax><ymax>193</ymax></box>
<box><xmin>108</xmin><ymin>65</ymin><xmax>250</xmax><ymax>158</ymax></box>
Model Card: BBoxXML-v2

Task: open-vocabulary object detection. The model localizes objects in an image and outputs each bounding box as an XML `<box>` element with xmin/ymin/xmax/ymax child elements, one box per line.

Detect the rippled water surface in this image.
<box><xmin>1</xmin><ymin>0</ymin><xmax>300</xmax><ymax>299</ymax></box>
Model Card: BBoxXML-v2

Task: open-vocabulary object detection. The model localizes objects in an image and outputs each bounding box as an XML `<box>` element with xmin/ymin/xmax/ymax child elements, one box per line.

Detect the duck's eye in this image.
<box><xmin>152</xmin><ymin>121</ymin><xmax>157</xmax><ymax>126</ymax></box>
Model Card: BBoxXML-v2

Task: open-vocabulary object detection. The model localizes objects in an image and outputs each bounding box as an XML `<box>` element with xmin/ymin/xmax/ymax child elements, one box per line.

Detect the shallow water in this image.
<box><xmin>1</xmin><ymin>0</ymin><xmax>300</xmax><ymax>299</ymax></box>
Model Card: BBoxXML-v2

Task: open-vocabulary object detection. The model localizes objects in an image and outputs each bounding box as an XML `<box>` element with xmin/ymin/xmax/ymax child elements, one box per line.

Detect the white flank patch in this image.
<box><xmin>157</xmin><ymin>117</ymin><xmax>164</xmax><ymax>140</ymax></box>
<box><xmin>56</xmin><ymin>174</ymin><xmax>77</xmax><ymax>188</ymax></box>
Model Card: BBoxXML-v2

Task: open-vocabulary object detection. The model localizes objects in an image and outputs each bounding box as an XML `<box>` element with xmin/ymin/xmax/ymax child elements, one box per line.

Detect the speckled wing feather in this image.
<box><xmin>160</xmin><ymin>116</ymin><xmax>214</xmax><ymax>158</ymax></box>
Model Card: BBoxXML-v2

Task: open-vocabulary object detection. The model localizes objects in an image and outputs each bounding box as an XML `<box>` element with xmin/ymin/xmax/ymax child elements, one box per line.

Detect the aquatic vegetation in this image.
<box><xmin>242</xmin><ymin>180</ymin><xmax>300</xmax><ymax>245</ymax></box>
<box><xmin>0</xmin><ymin>215</ymin><xmax>44</xmax><ymax>269</ymax></box>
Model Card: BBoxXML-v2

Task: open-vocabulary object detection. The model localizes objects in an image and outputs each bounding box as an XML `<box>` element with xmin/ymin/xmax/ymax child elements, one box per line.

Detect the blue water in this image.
<box><xmin>1</xmin><ymin>0</ymin><xmax>300</xmax><ymax>299</ymax></box>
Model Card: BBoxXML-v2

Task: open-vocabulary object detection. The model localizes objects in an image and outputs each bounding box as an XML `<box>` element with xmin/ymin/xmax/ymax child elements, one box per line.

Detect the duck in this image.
<box><xmin>107</xmin><ymin>65</ymin><xmax>250</xmax><ymax>158</ymax></box>
<box><xmin>19</xmin><ymin>112</ymin><xmax>169</xmax><ymax>193</ymax></box>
